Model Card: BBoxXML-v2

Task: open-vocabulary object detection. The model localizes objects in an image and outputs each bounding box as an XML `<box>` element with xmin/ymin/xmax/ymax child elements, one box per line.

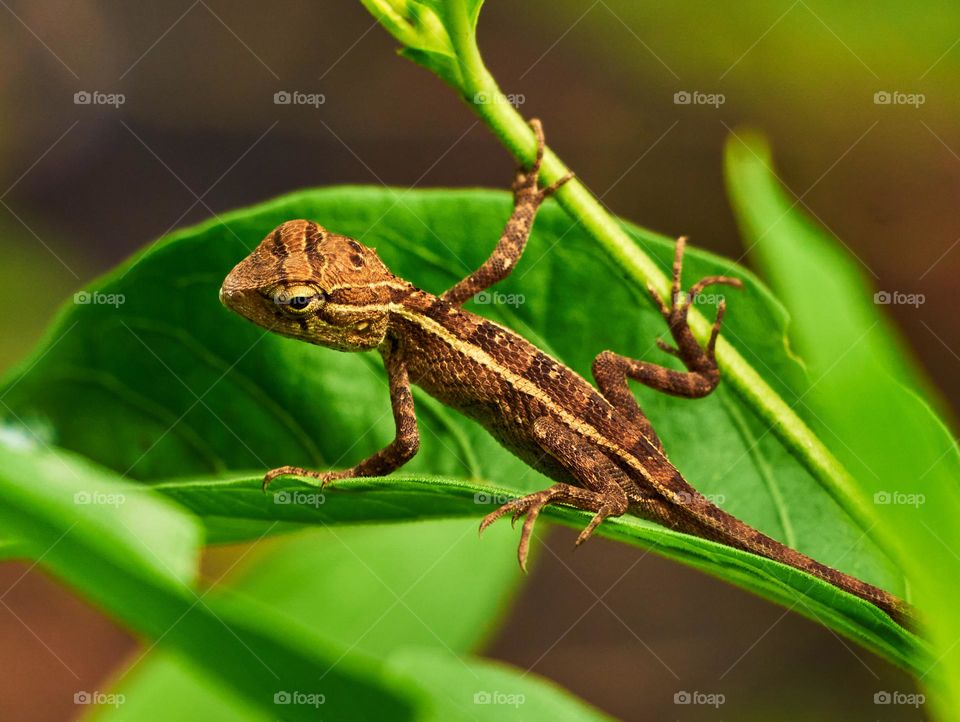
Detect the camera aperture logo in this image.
<box><xmin>673</xmin><ymin>90</ymin><xmax>725</xmax><ymax>108</ymax></box>
<box><xmin>273</xmin><ymin>690</ymin><xmax>326</xmax><ymax>708</ymax></box>
<box><xmin>74</xmin><ymin>290</ymin><xmax>125</xmax><ymax>308</ymax></box>
<box><xmin>274</xmin><ymin>490</ymin><xmax>326</xmax><ymax>508</ymax></box>
<box><xmin>873</xmin><ymin>290</ymin><xmax>924</xmax><ymax>308</ymax></box>
<box><xmin>873</xmin><ymin>91</ymin><xmax>925</xmax><ymax>108</ymax></box>
<box><xmin>874</xmin><ymin>690</ymin><xmax>925</xmax><ymax>707</ymax></box>
<box><xmin>873</xmin><ymin>490</ymin><xmax>925</xmax><ymax>508</ymax></box>
<box><xmin>473</xmin><ymin>690</ymin><xmax>525</xmax><ymax>708</ymax></box>
<box><xmin>74</xmin><ymin>691</ymin><xmax>125</xmax><ymax>708</ymax></box>
<box><xmin>674</xmin><ymin>690</ymin><xmax>725</xmax><ymax>708</ymax></box>
<box><xmin>74</xmin><ymin>90</ymin><xmax>125</xmax><ymax>108</ymax></box>
<box><xmin>274</xmin><ymin>90</ymin><xmax>326</xmax><ymax>108</ymax></box>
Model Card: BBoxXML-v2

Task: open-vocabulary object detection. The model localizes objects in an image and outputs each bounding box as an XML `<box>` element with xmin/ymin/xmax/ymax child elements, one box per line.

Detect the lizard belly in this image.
<box><xmin>406</xmin><ymin>350</ymin><xmax>576</xmax><ymax>481</ymax></box>
<box><xmin>393</xmin><ymin>308</ymin><xmax>628</xmax><ymax>485</ymax></box>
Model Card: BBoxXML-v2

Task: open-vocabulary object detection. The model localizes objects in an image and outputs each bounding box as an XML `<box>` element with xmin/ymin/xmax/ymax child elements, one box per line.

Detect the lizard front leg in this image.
<box><xmin>479</xmin><ymin>416</ymin><xmax>632</xmax><ymax>570</ymax></box>
<box><xmin>442</xmin><ymin>118</ymin><xmax>573</xmax><ymax>307</ymax></box>
<box><xmin>262</xmin><ymin>340</ymin><xmax>419</xmax><ymax>489</ymax></box>
<box><xmin>595</xmin><ymin>236</ymin><xmax>743</xmax><ymax>401</ymax></box>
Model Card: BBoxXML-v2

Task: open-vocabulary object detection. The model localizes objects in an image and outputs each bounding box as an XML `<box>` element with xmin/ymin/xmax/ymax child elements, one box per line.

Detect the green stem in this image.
<box><xmin>445</xmin><ymin>1</ymin><xmax>895</xmax><ymax>558</ymax></box>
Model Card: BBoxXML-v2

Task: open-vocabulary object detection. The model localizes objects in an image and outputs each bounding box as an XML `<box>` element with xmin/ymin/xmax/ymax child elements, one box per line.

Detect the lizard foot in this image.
<box><xmin>478</xmin><ymin>482</ymin><xmax>625</xmax><ymax>571</ymax></box>
<box><xmin>262</xmin><ymin>466</ymin><xmax>352</xmax><ymax>492</ymax></box>
<box><xmin>647</xmin><ymin>236</ymin><xmax>743</xmax><ymax>367</ymax></box>
<box><xmin>512</xmin><ymin>118</ymin><xmax>574</xmax><ymax>204</ymax></box>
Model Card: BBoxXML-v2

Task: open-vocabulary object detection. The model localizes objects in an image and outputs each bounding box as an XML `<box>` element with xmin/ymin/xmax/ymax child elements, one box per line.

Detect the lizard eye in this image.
<box><xmin>273</xmin><ymin>285</ymin><xmax>325</xmax><ymax>314</ymax></box>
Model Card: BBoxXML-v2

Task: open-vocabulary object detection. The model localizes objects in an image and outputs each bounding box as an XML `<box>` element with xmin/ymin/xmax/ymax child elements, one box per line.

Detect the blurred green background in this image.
<box><xmin>1</xmin><ymin>1</ymin><xmax>955</xmax><ymax>719</ymax></box>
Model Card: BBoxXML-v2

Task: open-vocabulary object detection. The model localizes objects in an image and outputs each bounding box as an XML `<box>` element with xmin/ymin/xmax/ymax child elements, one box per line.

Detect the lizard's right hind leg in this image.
<box><xmin>593</xmin><ymin>237</ymin><xmax>742</xmax><ymax>410</ymax></box>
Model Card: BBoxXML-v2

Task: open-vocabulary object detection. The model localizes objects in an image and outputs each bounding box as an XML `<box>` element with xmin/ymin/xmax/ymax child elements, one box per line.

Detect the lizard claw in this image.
<box><xmin>574</xmin><ymin>505</ymin><xmax>616</xmax><ymax>547</ymax></box>
<box><xmin>479</xmin><ymin>486</ymin><xmax>568</xmax><ymax>571</ymax></box>
<box><xmin>539</xmin><ymin>171</ymin><xmax>575</xmax><ymax>200</ymax></box>
<box><xmin>262</xmin><ymin>466</ymin><xmax>298</xmax><ymax>492</ymax></box>
<box><xmin>511</xmin><ymin>118</ymin><xmax>574</xmax><ymax>203</ymax></box>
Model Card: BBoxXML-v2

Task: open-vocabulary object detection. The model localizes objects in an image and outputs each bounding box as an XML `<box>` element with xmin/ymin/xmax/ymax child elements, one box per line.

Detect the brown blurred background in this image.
<box><xmin>1</xmin><ymin>1</ymin><xmax>956</xmax><ymax>719</ymax></box>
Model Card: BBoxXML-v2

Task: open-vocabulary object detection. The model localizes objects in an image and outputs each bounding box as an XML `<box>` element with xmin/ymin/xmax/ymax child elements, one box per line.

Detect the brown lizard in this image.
<box><xmin>219</xmin><ymin>119</ymin><xmax>910</xmax><ymax>626</ymax></box>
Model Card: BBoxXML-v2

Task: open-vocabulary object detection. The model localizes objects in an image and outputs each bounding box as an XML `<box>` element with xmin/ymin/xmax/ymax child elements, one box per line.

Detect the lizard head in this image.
<box><xmin>220</xmin><ymin>219</ymin><xmax>403</xmax><ymax>351</ymax></box>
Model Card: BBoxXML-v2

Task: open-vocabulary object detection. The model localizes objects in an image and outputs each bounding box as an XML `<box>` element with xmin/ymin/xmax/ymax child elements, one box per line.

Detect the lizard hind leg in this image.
<box><xmin>594</xmin><ymin>236</ymin><xmax>744</xmax><ymax>402</ymax></box>
<box><xmin>478</xmin><ymin>416</ymin><xmax>631</xmax><ymax>570</ymax></box>
<box><xmin>650</xmin><ymin>236</ymin><xmax>743</xmax><ymax>378</ymax></box>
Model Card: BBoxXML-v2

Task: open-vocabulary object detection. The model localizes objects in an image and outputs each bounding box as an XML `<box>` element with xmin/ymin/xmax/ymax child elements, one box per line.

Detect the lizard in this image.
<box><xmin>219</xmin><ymin>118</ymin><xmax>911</xmax><ymax>626</ymax></box>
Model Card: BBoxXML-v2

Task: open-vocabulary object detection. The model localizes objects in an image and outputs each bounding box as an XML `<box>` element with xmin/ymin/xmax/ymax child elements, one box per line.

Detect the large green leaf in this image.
<box><xmin>0</xmin><ymin>437</ymin><xmax>412</xmax><ymax>721</ymax></box>
<box><xmin>89</xmin><ymin>517</ymin><xmax>589</xmax><ymax>722</ymax></box>
<box><xmin>154</xmin><ymin>473</ymin><xmax>920</xmax><ymax>670</ymax></box>
<box><xmin>726</xmin><ymin>133</ymin><xmax>960</xmax><ymax>719</ymax></box>
<box><xmin>0</xmin><ymin>187</ymin><xmax>923</xmax><ymax>670</ymax></box>
<box><xmin>92</xmin><ymin>640</ymin><xmax>611</xmax><ymax>722</ymax></box>
<box><xmin>1</xmin><ymin>191</ymin><xmax>524</xmax><ymax>713</ymax></box>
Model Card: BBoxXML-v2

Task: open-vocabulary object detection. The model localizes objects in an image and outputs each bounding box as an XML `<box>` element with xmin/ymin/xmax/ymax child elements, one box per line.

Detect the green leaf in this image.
<box><xmin>2</xmin><ymin>187</ymin><xmax>526</xmax><ymax>716</ymax></box>
<box><xmin>91</xmin><ymin>636</ymin><xmax>611</xmax><ymax>722</ymax></box>
<box><xmin>0</xmin><ymin>438</ymin><xmax>412</xmax><ymax>721</ymax></box>
<box><xmin>89</xmin><ymin>519</ymin><xmax>593</xmax><ymax>722</ymax></box>
<box><xmin>0</xmin><ymin>433</ymin><xmax>202</xmax><ymax>591</ymax></box>
<box><xmin>0</xmin><ymin>187</ymin><xmax>923</xmax><ymax>671</ymax></box>
<box><xmin>152</xmin><ymin>473</ymin><xmax>922</xmax><ymax>673</ymax></box>
<box><xmin>725</xmin><ymin>132</ymin><xmax>960</xmax><ymax>719</ymax></box>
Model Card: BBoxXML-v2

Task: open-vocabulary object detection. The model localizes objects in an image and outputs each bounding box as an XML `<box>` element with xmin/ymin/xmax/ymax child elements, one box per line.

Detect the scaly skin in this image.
<box><xmin>220</xmin><ymin>119</ymin><xmax>912</xmax><ymax>626</ymax></box>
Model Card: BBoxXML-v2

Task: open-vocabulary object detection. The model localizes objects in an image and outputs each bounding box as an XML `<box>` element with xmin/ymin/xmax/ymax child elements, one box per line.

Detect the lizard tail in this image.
<box><xmin>667</xmin><ymin>490</ymin><xmax>915</xmax><ymax>628</ymax></box>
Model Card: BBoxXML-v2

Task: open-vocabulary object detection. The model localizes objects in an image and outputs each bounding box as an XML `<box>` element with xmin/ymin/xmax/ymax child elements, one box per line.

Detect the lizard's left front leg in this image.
<box><xmin>442</xmin><ymin>118</ymin><xmax>573</xmax><ymax>307</ymax></box>
<box><xmin>262</xmin><ymin>341</ymin><xmax>419</xmax><ymax>489</ymax></box>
